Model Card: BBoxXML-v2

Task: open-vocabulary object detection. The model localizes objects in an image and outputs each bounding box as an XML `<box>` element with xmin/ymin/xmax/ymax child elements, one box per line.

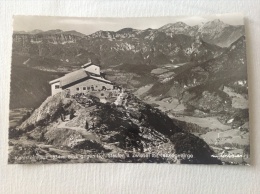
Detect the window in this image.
<box><xmin>83</xmin><ymin>87</ymin><xmax>86</xmax><ymax>90</ymax></box>
<box><xmin>87</xmin><ymin>87</ymin><xmax>90</xmax><ymax>90</ymax></box>
<box><xmin>101</xmin><ymin>93</ymin><xmax>104</xmax><ymax>96</ymax></box>
<box><xmin>76</xmin><ymin>87</ymin><xmax>79</xmax><ymax>91</ymax></box>
<box><xmin>55</xmin><ymin>85</ymin><xmax>59</xmax><ymax>89</ymax></box>
<box><xmin>102</xmin><ymin>86</ymin><xmax>107</xmax><ymax>90</ymax></box>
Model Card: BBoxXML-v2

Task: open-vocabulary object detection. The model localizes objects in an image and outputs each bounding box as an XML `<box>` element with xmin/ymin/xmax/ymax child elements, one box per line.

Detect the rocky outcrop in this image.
<box><xmin>10</xmin><ymin>91</ymin><xmax>221</xmax><ymax>164</ymax></box>
<box><xmin>18</xmin><ymin>92</ymin><xmax>80</xmax><ymax>131</ymax></box>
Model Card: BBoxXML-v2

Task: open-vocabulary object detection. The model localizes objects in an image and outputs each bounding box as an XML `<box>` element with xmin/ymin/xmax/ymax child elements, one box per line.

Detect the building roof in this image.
<box><xmin>49</xmin><ymin>69</ymin><xmax>88</xmax><ymax>86</ymax></box>
<box><xmin>60</xmin><ymin>69</ymin><xmax>89</xmax><ymax>87</ymax></box>
<box><xmin>49</xmin><ymin>68</ymin><xmax>113</xmax><ymax>88</ymax></box>
<box><xmin>81</xmin><ymin>61</ymin><xmax>99</xmax><ymax>69</ymax></box>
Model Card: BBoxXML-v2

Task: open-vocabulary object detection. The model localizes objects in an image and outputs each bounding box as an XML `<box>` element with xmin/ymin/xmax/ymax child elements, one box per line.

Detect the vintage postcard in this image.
<box><xmin>9</xmin><ymin>14</ymin><xmax>249</xmax><ymax>165</ymax></box>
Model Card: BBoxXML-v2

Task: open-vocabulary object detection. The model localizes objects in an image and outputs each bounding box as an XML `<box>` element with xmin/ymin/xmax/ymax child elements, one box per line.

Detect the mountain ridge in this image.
<box><xmin>13</xmin><ymin>19</ymin><xmax>244</xmax><ymax>47</ymax></box>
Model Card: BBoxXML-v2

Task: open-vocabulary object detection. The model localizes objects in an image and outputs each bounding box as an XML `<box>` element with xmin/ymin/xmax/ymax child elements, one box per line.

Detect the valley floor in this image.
<box><xmin>136</xmin><ymin>86</ymin><xmax>250</xmax><ymax>165</ymax></box>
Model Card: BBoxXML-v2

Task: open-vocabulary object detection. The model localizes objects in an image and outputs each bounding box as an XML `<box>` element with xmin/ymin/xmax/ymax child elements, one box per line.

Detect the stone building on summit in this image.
<box><xmin>49</xmin><ymin>62</ymin><xmax>119</xmax><ymax>96</ymax></box>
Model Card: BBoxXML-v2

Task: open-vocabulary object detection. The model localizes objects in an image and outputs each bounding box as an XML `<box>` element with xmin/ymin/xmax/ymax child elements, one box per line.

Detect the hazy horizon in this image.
<box><xmin>13</xmin><ymin>13</ymin><xmax>244</xmax><ymax>35</ymax></box>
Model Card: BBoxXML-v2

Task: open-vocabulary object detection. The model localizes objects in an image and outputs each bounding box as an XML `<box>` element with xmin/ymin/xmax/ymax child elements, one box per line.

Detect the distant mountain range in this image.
<box><xmin>10</xmin><ymin>19</ymin><xmax>246</xmax><ymax>109</ymax></box>
<box><xmin>14</xmin><ymin>19</ymin><xmax>244</xmax><ymax>46</ymax></box>
<box><xmin>14</xmin><ymin>29</ymin><xmax>86</xmax><ymax>37</ymax></box>
<box><xmin>12</xmin><ymin>19</ymin><xmax>244</xmax><ymax>68</ymax></box>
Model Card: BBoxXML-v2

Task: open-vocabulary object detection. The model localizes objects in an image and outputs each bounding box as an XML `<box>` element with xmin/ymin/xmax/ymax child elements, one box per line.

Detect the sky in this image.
<box><xmin>13</xmin><ymin>13</ymin><xmax>244</xmax><ymax>35</ymax></box>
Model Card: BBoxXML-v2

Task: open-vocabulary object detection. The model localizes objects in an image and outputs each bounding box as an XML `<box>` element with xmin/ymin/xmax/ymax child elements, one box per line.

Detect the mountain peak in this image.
<box><xmin>159</xmin><ymin>22</ymin><xmax>189</xmax><ymax>31</ymax></box>
<box><xmin>29</xmin><ymin>29</ymin><xmax>44</xmax><ymax>34</ymax></box>
<box><xmin>212</xmin><ymin>19</ymin><xmax>222</xmax><ymax>23</ymax></box>
<box><xmin>202</xmin><ymin>19</ymin><xmax>228</xmax><ymax>29</ymax></box>
<box><xmin>43</xmin><ymin>29</ymin><xmax>63</xmax><ymax>34</ymax></box>
<box><xmin>64</xmin><ymin>30</ymin><xmax>86</xmax><ymax>37</ymax></box>
<box><xmin>14</xmin><ymin>90</ymin><xmax>221</xmax><ymax>164</ymax></box>
<box><xmin>117</xmin><ymin>28</ymin><xmax>134</xmax><ymax>33</ymax></box>
<box><xmin>174</xmin><ymin>21</ymin><xmax>189</xmax><ymax>27</ymax></box>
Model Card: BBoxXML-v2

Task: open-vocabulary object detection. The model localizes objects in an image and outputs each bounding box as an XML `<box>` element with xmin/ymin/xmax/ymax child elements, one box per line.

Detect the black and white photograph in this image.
<box><xmin>8</xmin><ymin>14</ymin><xmax>249</xmax><ymax>165</ymax></box>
